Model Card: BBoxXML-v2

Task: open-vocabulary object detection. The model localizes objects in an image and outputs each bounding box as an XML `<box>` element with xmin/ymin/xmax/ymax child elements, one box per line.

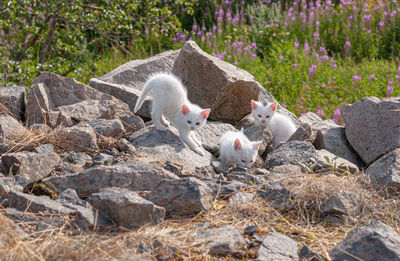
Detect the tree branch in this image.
<box><xmin>39</xmin><ymin>16</ymin><xmax>57</xmax><ymax>64</ymax></box>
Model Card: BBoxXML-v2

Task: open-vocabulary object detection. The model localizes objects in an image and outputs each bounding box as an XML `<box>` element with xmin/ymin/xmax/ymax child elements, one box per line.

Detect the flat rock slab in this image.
<box><xmin>195</xmin><ymin>225</ymin><xmax>246</xmax><ymax>256</ymax></box>
<box><xmin>320</xmin><ymin>190</ymin><xmax>362</xmax><ymax>216</ymax></box>
<box><xmin>58</xmin><ymin>124</ymin><xmax>99</xmax><ymax>152</ymax></box>
<box><xmin>341</xmin><ymin>96</ymin><xmax>400</xmax><ymax>164</ymax></box>
<box><xmin>85</xmin><ymin>118</ymin><xmax>125</xmax><ymax>137</ymax></box>
<box><xmin>0</xmin><ymin>114</ymin><xmax>28</xmax><ymax>153</ymax></box>
<box><xmin>330</xmin><ymin>220</ymin><xmax>400</xmax><ymax>261</ymax></box>
<box><xmin>130</xmin><ymin>125</ymin><xmax>214</xmax><ymax>174</ymax></box>
<box><xmin>44</xmin><ymin>162</ymin><xmax>179</xmax><ymax>197</ymax></box>
<box><xmin>365</xmin><ymin>149</ymin><xmax>400</xmax><ymax>193</ymax></box>
<box><xmin>316</xmin><ymin>149</ymin><xmax>359</xmax><ymax>174</ymax></box>
<box><xmin>146</xmin><ymin>177</ymin><xmax>213</xmax><ymax>216</ymax></box>
<box><xmin>2</xmin><ymin>189</ymin><xmax>75</xmax><ymax>214</ymax></box>
<box><xmin>2</xmin><ymin>151</ymin><xmax>61</xmax><ymax>181</ymax></box>
<box><xmin>89</xmin><ymin>187</ymin><xmax>165</xmax><ymax>229</ymax></box>
<box><xmin>89</xmin><ymin>50</ymin><xmax>180</xmax><ymax>118</ymax></box>
<box><xmin>257</xmin><ymin>231</ymin><xmax>299</xmax><ymax>261</ymax></box>
<box><xmin>264</xmin><ymin>141</ymin><xmax>318</xmax><ymax>169</ymax></box>
<box><xmin>25</xmin><ymin>72</ymin><xmax>131</xmax><ymax>127</ymax></box>
<box><xmin>0</xmin><ymin>86</ymin><xmax>26</xmax><ymax>121</ymax></box>
<box><xmin>172</xmin><ymin>41</ymin><xmax>262</xmax><ymax>123</ymax></box>
<box><xmin>195</xmin><ymin>121</ymin><xmax>237</xmax><ymax>155</ymax></box>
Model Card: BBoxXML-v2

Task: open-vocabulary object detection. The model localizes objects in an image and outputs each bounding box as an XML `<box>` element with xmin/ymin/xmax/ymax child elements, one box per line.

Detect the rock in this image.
<box><xmin>195</xmin><ymin>121</ymin><xmax>237</xmax><ymax>155</ymax></box>
<box><xmin>202</xmin><ymin>179</ymin><xmax>248</xmax><ymax>197</ymax></box>
<box><xmin>316</xmin><ymin>149</ymin><xmax>359</xmax><ymax>174</ymax></box>
<box><xmin>145</xmin><ymin>177</ymin><xmax>213</xmax><ymax>216</ymax></box>
<box><xmin>244</xmin><ymin>125</ymin><xmax>273</xmax><ymax>156</ymax></box>
<box><xmin>264</xmin><ymin>141</ymin><xmax>318</xmax><ymax>169</ymax></box>
<box><xmin>0</xmin><ymin>114</ymin><xmax>27</xmax><ymax>153</ymax></box>
<box><xmin>226</xmin><ymin>172</ymin><xmax>265</xmax><ymax>185</ymax></box>
<box><xmin>73</xmin><ymin>207</ymin><xmax>113</xmax><ymax>230</ymax></box>
<box><xmin>57</xmin><ymin>188</ymin><xmax>90</xmax><ymax>208</ymax></box>
<box><xmin>365</xmin><ymin>149</ymin><xmax>400</xmax><ymax>193</ymax></box>
<box><xmin>0</xmin><ymin>86</ymin><xmax>26</xmax><ymax>121</ymax></box>
<box><xmin>130</xmin><ymin>125</ymin><xmax>214</xmax><ymax>174</ymax></box>
<box><xmin>88</xmin><ymin>187</ymin><xmax>165</xmax><ymax>229</ymax></box>
<box><xmin>64</xmin><ymin>151</ymin><xmax>93</xmax><ymax>168</ymax></box>
<box><xmin>57</xmin><ymin>99</ymin><xmax>127</xmax><ymax>123</ymax></box>
<box><xmin>89</xmin><ymin>50</ymin><xmax>180</xmax><ymax>118</ymax></box>
<box><xmin>0</xmin><ymin>177</ymin><xmax>25</xmax><ymax>197</ymax></box>
<box><xmin>244</xmin><ymin>225</ymin><xmax>259</xmax><ymax>235</ymax></box>
<box><xmin>287</xmin><ymin>123</ymin><xmax>312</xmax><ymax>143</ymax></box>
<box><xmin>58</xmin><ymin>123</ymin><xmax>98</xmax><ymax>151</ymax></box>
<box><xmin>235</xmin><ymin>114</ymin><xmax>255</xmax><ymax>130</ymax></box>
<box><xmin>195</xmin><ymin>225</ymin><xmax>246</xmax><ymax>256</ymax></box>
<box><xmin>5</xmin><ymin>207</ymin><xmax>40</xmax><ymax>222</ymax></box>
<box><xmin>172</xmin><ymin>41</ymin><xmax>262</xmax><ymax>123</ymax></box>
<box><xmin>1</xmin><ymin>189</ymin><xmax>75</xmax><ymax>214</ymax></box>
<box><xmin>257</xmin><ymin>231</ymin><xmax>299</xmax><ymax>261</ymax></box>
<box><xmin>44</xmin><ymin>162</ymin><xmax>179</xmax><ymax>197</ymax></box>
<box><xmin>299</xmin><ymin>112</ymin><xmax>363</xmax><ymax>166</ymax></box>
<box><xmin>34</xmin><ymin>144</ymin><xmax>54</xmax><ymax>154</ymax></box>
<box><xmin>92</xmin><ymin>153</ymin><xmax>114</xmax><ymax>166</ymax></box>
<box><xmin>299</xmin><ymin>246</ymin><xmax>323</xmax><ymax>261</ymax></box>
<box><xmin>117</xmin><ymin>138</ymin><xmax>136</xmax><ymax>154</ymax></box>
<box><xmin>228</xmin><ymin>192</ymin><xmax>255</xmax><ymax>205</ymax></box>
<box><xmin>320</xmin><ymin>190</ymin><xmax>362</xmax><ymax>216</ymax></box>
<box><xmin>118</xmin><ymin>114</ymin><xmax>145</xmax><ymax>134</ymax></box>
<box><xmin>341</xmin><ymin>97</ymin><xmax>400</xmax><ymax>164</ymax></box>
<box><xmin>329</xmin><ymin>220</ymin><xmax>400</xmax><ymax>261</ymax></box>
<box><xmin>269</xmin><ymin>164</ymin><xmax>303</xmax><ymax>181</ymax></box>
<box><xmin>26</xmin><ymin>72</ymin><xmax>131</xmax><ymax>126</ymax></box>
<box><xmin>2</xmin><ymin>151</ymin><xmax>61</xmax><ymax>180</ymax></box>
<box><xmin>257</xmin><ymin>182</ymin><xmax>293</xmax><ymax>210</ymax></box>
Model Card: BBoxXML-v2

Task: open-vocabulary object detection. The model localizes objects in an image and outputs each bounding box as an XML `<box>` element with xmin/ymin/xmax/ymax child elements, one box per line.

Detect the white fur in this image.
<box><xmin>251</xmin><ymin>100</ymin><xmax>297</xmax><ymax>147</ymax></box>
<box><xmin>134</xmin><ymin>73</ymin><xmax>210</xmax><ymax>156</ymax></box>
<box><xmin>219</xmin><ymin>128</ymin><xmax>262</xmax><ymax>168</ymax></box>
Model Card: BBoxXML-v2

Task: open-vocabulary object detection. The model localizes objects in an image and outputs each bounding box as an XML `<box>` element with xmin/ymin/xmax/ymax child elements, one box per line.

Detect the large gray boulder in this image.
<box><xmin>130</xmin><ymin>125</ymin><xmax>214</xmax><ymax>174</ymax></box>
<box><xmin>88</xmin><ymin>187</ymin><xmax>165</xmax><ymax>229</ymax></box>
<box><xmin>172</xmin><ymin>41</ymin><xmax>262</xmax><ymax>123</ymax></box>
<box><xmin>341</xmin><ymin>96</ymin><xmax>400</xmax><ymax>164</ymax></box>
<box><xmin>43</xmin><ymin>162</ymin><xmax>179</xmax><ymax>197</ymax></box>
<box><xmin>257</xmin><ymin>231</ymin><xmax>299</xmax><ymax>261</ymax></box>
<box><xmin>330</xmin><ymin>220</ymin><xmax>400</xmax><ymax>261</ymax></box>
<box><xmin>145</xmin><ymin>177</ymin><xmax>213</xmax><ymax>216</ymax></box>
<box><xmin>195</xmin><ymin>121</ymin><xmax>237</xmax><ymax>155</ymax></box>
<box><xmin>25</xmin><ymin>72</ymin><xmax>132</xmax><ymax>127</ymax></box>
<box><xmin>299</xmin><ymin>112</ymin><xmax>363</xmax><ymax>167</ymax></box>
<box><xmin>89</xmin><ymin>50</ymin><xmax>180</xmax><ymax>118</ymax></box>
<box><xmin>2</xmin><ymin>151</ymin><xmax>60</xmax><ymax>181</ymax></box>
<box><xmin>195</xmin><ymin>226</ymin><xmax>246</xmax><ymax>256</ymax></box>
<box><xmin>0</xmin><ymin>86</ymin><xmax>26</xmax><ymax>121</ymax></box>
<box><xmin>0</xmin><ymin>114</ymin><xmax>28</xmax><ymax>153</ymax></box>
<box><xmin>365</xmin><ymin>149</ymin><xmax>400</xmax><ymax>193</ymax></box>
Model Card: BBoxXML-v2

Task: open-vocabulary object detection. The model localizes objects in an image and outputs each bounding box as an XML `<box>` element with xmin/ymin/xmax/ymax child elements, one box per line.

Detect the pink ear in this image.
<box><xmin>182</xmin><ymin>105</ymin><xmax>190</xmax><ymax>115</ymax></box>
<box><xmin>234</xmin><ymin>138</ymin><xmax>242</xmax><ymax>151</ymax></box>
<box><xmin>254</xmin><ymin>141</ymin><xmax>262</xmax><ymax>151</ymax></box>
<box><xmin>270</xmin><ymin>102</ymin><xmax>278</xmax><ymax>111</ymax></box>
<box><xmin>251</xmin><ymin>100</ymin><xmax>258</xmax><ymax>110</ymax></box>
<box><xmin>201</xmin><ymin>109</ymin><xmax>211</xmax><ymax>119</ymax></box>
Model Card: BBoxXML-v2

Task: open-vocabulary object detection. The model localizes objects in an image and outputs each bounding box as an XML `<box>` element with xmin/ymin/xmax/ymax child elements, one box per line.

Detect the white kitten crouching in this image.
<box><xmin>251</xmin><ymin>100</ymin><xmax>297</xmax><ymax>147</ymax></box>
<box><xmin>219</xmin><ymin>128</ymin><xmax>262</xmax><ymax>168</ymax></box>
<box><xmin>134</xmin><ymin>73</ymin><xmax>210</xmax><ymax>156</ymax></box>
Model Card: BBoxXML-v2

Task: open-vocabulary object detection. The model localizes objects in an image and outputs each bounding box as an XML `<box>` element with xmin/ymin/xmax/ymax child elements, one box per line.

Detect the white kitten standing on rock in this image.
<box><xmin>251</xmin><ymin>100</ymin><xmax>297</xmax><ymax>147</ymax></box>
<box><xmin>219</xmin><ymin>128</ymin><xmax>262</xmax><ymax>168</ymax></box>
<box><xmin>134</xmin><ymin>73</ymin><xmax>211</xmax><ymax>156</ymax></box>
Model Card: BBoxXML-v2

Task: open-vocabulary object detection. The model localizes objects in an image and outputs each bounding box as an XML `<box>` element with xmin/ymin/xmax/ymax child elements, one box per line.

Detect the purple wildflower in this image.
<box><xmin>294</xmin><ymin>41</ymin><xmax>299</xmax><ymax>48</ymax></box>
<box><xmin>279</xmin><ymin>55</ymin><xmax>284</xmax><ymax>60</ymax></box>
<box><xmin>352</xmin><ymin>75</ymin><xmax>361</xmax><ymax>81</ymax></box>
<box><xmin>317</xmin><ymin>109</ymin><xmax>324</xmax><ymax>116</ymax></box>
<box><xmin>309</xmin><ymin>64</ymin><xmax>317</xmax><ymax>73</ymax></box>
<box><xmin>333</xmin><ymin>108</ymin><xmax>340</xmax><ymax>117</ymax></box>
<box><xmin>369</xmin><ymin>74</ymin><xmax>375</xmax><ymax>80</ymax></box>
<box><xmin>192</xmin><ymin>24</ymin><xmax>198</xmax><ymax>31</ymax></box>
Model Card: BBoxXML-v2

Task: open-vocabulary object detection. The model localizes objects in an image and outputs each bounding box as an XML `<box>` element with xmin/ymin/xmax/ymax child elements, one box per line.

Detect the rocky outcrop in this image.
<box><xmin>0</xmin><ymin>86</ymin><xmax>26</xmax><ymax>121</ymax></box>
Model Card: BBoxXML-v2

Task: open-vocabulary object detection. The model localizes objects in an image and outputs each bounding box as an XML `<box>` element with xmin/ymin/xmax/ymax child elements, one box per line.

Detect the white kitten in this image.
<box><xmin>251</xmin><ymin>100</ymin><xmax>297</xmax><ymax>147</ymax></box>
<box><xmin>219</xmin><ymin>128</ymin><xmax>262</xmax><ymax>168</ymax></box>
<box><xmin>134</xmin><ymin>73</ymin><xmax>210</xmax><ymax>156</ymax></box>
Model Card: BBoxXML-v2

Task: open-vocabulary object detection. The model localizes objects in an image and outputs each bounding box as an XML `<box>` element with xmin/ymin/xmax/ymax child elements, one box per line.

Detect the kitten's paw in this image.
<box><xmin>193</xmin><ymin>147</ymin><xmax>205</xmax><ymax>156</ymax></box>
<box><xmin>155</xmin><ymin>125</ymin><xmax>167</xmax><ymax>131</ymax></box>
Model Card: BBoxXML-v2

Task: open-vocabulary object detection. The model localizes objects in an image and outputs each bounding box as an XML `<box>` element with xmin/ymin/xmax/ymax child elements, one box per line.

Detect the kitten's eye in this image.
<box><xmin>241</xmin><ymin>160</ymin><xmax>246</xmax><ymax>163</ymax></box>
<box><xmin>266</xmin><ymin>115</ymin><xmax>270</xmax><ymax>118</ymax></box>
<box><xmin>195</xmin><ymin>122</ymin><xmax>200</xmax><ymax>125</ymax></box>
<box><xmin>187</xmin><ymin>120</ymin><xmax>191</xmax><ymax>124</ymax></box>
<box><xmin>250</xmin><ymin>160</ymin><xmax>254</xmax><ymax>163</ymax></box>
<box><xmin>258</xmin><ymin>114</ymin><xmax>262</xmax><ymax>117</ymax></box>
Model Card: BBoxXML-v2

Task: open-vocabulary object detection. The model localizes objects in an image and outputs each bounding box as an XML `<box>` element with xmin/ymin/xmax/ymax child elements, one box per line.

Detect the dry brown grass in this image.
<box><xmin>1</xmin><ymin>170</ymin><xmax>399</xmax><ymax>261</ymax></box>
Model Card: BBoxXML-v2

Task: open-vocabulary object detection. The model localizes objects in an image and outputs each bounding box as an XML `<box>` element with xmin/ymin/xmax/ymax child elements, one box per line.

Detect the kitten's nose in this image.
<box><xmin>191</xmin><ymin>127</ymin><xmax>195</xmax><ymax>130</ymax></box>
<box><xmin>261</xmin><ymin>120</ymin><xmax>265</xmax><ymax>123</ymax></box>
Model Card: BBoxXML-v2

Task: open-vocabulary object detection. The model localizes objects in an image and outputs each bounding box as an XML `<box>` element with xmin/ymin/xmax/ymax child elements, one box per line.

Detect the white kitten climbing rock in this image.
<box><xmin>251</xmin><ymin>100</ymin><xmax>297</xmax><ymax>147</ymax></box>
<box><xmin>134</xmin><ymin>73</ymin><xmax>211</xmax><ymax>156</ymax></box>
<box><xmin>219</xmin><ymin>128</ymin><xmax>262</xmax><ymax>168</ymax></box>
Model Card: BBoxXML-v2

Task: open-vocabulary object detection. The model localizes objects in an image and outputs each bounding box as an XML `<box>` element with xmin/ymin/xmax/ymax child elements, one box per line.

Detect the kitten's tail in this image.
<box><xmin>134</xmin><ymin>79</ymin><xmax>154</xmax><ymax>113</ymax></box>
